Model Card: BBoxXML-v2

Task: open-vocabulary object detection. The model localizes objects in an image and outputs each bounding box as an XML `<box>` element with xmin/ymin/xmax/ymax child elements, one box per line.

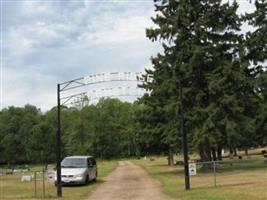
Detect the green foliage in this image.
<box><xmin>0</xmin><ymin>99</ymin><xmax>140</xmax><ymax>165</ymax></box>
<box><xmin>0</xmin><ymin>0</ymin><xmax>266</xmax><ymax>165</ymax></box>
<box><xmin>31</xmin><ymin>121</ymin><xmax>55</xmax><ymax>165</ymax></box>
<box><xmin>244</xmin><ymin>0</ymin><xmax>267</xmax><ymax>146</ymax></box>
<box><xmin>137</xmin><ymin>0</ymin><xmax>266</xmax><ymax>161</ymax></box>
<box><xmin>61</xmin><ymin>98</ymin><xmax>138</xmax><ymax>158</ymax></box>
<box><xmin>0</xmin><ymin>105</ymin><xmax>40</xmax><ymax>165</ymax></box>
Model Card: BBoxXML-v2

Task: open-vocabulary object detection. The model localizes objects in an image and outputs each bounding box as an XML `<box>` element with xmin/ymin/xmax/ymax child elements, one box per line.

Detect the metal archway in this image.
<box><xmin>55</xmin><ymin>72</ymin><xmax>149</xmax><ymax>197</ymax></box>
<box><xmin>59</xmin><ymin>72</ymin><xmax>150</xmax><ymax>106</ymax></box>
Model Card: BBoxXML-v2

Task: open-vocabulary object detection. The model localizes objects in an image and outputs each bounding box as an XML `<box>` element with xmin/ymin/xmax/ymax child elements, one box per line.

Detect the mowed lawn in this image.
<box><xmin>134</xmin><ymin>155</ymin><xmax>267</xmax><ymax>200</ymax></box>
<box><xmin>0</xmin><ymin>160</ymin><xmax>117</xmax><ymax>200</ymax></box>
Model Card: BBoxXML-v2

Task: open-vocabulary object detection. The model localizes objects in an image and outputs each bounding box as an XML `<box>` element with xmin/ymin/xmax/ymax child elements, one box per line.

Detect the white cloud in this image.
<box><xmin>21</xmin><ymin>1</ymin><xmax>53</xmax><ymax>16</ymax></box>
<box><xmin>3</xmin><ymin>68</ymin><xmax>58</xmax><ymax>110</ymax></box>
<box><xmin>77</xmin><ymin>15</ymin><xmax>153</xmax><ymax>47</ymax></box>
<box><xmin>2</xmin><ymin>0</ymin><xmax>157</xmax><ymax>111</ymax></box>
<box><xmin>2</xmin><ymin>0</ymin><xmax>259</xmax><ymax>111</ymax></box>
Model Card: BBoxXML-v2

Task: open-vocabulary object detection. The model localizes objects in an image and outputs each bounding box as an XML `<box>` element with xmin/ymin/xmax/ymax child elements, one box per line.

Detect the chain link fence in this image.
<box><xmin>189</xmin><ymin>155</ymin><xmax>267</xmax><ymax>189</ymax></box>
<box><xmin>0</xmin><ymin>167</ymin><xmax>56</xmax><ymax>199</ymax></box>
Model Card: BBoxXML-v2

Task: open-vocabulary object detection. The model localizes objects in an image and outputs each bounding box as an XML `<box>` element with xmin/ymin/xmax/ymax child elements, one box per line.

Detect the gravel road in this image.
<box><xmin>88</xmin><ymin>161</ymin><xmax>174</xmax><ymax>200</ymax></box>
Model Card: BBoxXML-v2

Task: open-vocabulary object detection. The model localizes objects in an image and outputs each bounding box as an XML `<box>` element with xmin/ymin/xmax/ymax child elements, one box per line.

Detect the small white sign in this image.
<box><xmin>189</xmin><ymin>164</ymin><xmax>197</xmax><ymax>176</ymax></box>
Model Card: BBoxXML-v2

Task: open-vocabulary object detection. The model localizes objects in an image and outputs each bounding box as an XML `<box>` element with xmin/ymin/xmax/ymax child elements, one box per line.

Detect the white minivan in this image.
<box><xmin>55</xmin><ymin>156</ymin><xmax>97</xmax><ymax>185</ymax></box>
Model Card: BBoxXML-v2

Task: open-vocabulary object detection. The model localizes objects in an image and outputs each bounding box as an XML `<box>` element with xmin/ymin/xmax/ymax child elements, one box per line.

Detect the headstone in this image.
<box><xmin>21</xmin><ymin>175</ymin><xmax>32</xmax><ymax>182</ymax></box>
<box><xmin>47</xmin><ymin>170</ymin><xmax>55</xmax><ymax>182</ymax></box>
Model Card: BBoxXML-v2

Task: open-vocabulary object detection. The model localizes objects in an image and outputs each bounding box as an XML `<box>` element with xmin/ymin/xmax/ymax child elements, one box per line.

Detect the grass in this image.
<box><xmin>0</xmin><ymin>160</ymin><xmax>118</xmax><ymax>200</ymax></box>
<box><xmin>134</xmin><ymin>155</ymin><xmax>267</xmax><ymax>200</ymax></box>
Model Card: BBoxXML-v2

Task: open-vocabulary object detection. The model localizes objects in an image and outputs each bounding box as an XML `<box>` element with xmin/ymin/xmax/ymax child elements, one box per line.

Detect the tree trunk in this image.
<box><xmin>229</xmin><ymin>146</ymin><xmax>234</xmax><ymax>159</ymax></box>
<box><xmin>229</xmin><ymin>146</ymin><xmax>233</xmax><ymax>154</ymax></box>
<box><xmin>45</xmin><ymin>162</ymin><xmax>48</xmax><ymax>171</ymax></box>
<box><xmin>11</xmin><ymin>162</ymin><xmax>15</xmax><ymax>174</ymax></box>
<box><xmin>199</xmin><ymin>145</ymin><xmax>211</xmax><ymax>161</ymax></box>
<box><xmin>199</xmin><ymin>145</ymin><xmax>212</xmax><ymax>171</ymax></box>
<box><xmin>211</xmin><ymin>148</ymin><xmax>217</xmax><ymax>161</ymax></box>
<box><xmin>245</xmin><ymin>148</ymin><xmax>248</xmax><ymax>156</ymax></box>
<box><xmin>217</xmin><ymin>147</ymin><xmax>222</xmax><ymax>161</ymax></box>
<box><xmin>167</xmin><ymin>149</ymin><xmax>174</xmax><ymax>166</ymax></box>
<box><xmin>234</xmin><ymin>148</ymin><xmax>238</xmax><ymax>157</ymax></box>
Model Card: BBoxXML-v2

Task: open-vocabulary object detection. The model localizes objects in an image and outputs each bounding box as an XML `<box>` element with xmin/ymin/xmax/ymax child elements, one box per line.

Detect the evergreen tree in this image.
<box><xmin>244</xmin><ymin>0</ymin><xmax>267</xmax><ymax>147</ymax></box>
<box><xmin>256</xmin><ymin>70</ymin><xmax>267</xmax><ymax>145</ymax></box>
<box><xmin>245</xmin><ymin>0</ymin><xmax>267</xmax><ymax>64</ymax></box>
<box><xmin>139</xmin><ymin>0</ymin><xmax>260</xmax><ymax>162</ymax></box>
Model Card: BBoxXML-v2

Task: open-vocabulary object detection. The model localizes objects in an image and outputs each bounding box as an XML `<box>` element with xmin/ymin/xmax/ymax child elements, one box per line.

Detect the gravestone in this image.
<box><xmin>47</xmin><ymin>170</ymin><xmax>55</xmax><ymax>182</ymax></box>
<box><xmin>21</xmin><ymin>175</ymin><xmax>32</xmax><ymax>182</ymax></box>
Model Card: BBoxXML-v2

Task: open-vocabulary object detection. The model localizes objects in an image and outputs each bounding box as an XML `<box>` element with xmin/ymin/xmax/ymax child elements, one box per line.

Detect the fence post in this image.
<box><xmin>213</xmin><ymin>161</ymin><xmax>217</xmax><ymax>187</ymax></box>
<box><xmin>42</xmin><ymin>168</ymin><xmax>45</xmax><ymax>198</ymax></box>
<box><xmin>1</xmin><ymin>168</ymin><xmax>2</xmax><ymax>197</ymax></box>
<box><xmin>34</xmin><ymin>172</ymin><xmax>37</xmax><ymax>197</ymax></box>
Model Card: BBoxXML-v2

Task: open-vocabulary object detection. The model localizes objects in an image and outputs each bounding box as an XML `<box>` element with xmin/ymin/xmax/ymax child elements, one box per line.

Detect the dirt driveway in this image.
<box><xmin>88</xmin><ymin>161</ymin><xmax>174</xmax><ymax>200</ymax></box>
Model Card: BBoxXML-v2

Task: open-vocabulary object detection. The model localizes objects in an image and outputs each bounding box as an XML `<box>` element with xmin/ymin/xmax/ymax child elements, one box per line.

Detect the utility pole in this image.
<box><xmin>179</xmin><ymin>80</ymin><xmax>190</xmax><ymax>190</ymax></box>
<box><xmin>56</xmin><ymin>84</ymin><xmax>62</xmax><ymax>197</ymax></box>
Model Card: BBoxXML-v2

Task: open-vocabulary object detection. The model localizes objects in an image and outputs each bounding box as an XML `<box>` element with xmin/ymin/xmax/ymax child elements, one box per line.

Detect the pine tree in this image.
<box><xmin>245</xmin><ymin>0</ymin><xmax>267</xmax><ymax>63</ymax></box>
<box><xmin>138</xmin><ymin>0</ymin><xmax>261</xmax><ymax>162</ymax></box>
<box><xmin>244</xmin><ymin>0</ymin><xmax>267</xmax><ymax>147</ymax></box>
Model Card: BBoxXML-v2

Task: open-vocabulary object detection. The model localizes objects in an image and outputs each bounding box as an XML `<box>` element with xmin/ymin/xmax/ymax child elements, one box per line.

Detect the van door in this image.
<box><xmin>87</xmin><ymin>158</ymin><xmax>93</xmax><ymax>181</ymax></box>
<box><xmin>87</xmin><ymin>158</ymin><xmax>94</xmax><ymax>181</ymax></box>
<box><xmin>89</xmin><ymin>158</ymin><xmax>97</xmax><ymax>180</ymax></box>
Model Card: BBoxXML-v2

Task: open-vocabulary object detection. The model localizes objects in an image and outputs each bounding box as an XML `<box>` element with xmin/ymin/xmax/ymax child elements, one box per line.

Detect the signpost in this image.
<box><xmin>189</xmin><ymin>164</ymin><xmax>197</xmax><ymax>176</ymax></box>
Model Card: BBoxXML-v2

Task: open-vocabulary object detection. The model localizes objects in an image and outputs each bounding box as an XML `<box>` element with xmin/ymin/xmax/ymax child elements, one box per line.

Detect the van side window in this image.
<box><xmin>90</xmin><ymin>158</ymin><xmax>96</xmax><ymax>166</ymax></box>
<box><xmin>87</xmin><ymin>158</ymin><xmax>92</xmax><ymax>166</ymax></box>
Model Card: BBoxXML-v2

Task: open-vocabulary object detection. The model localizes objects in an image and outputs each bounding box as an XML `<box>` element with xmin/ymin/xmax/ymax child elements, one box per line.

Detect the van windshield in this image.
<box><xmin>61</xmin><ymin>158</ymin><xmax>87</xmax><ymax>168</ymax></box>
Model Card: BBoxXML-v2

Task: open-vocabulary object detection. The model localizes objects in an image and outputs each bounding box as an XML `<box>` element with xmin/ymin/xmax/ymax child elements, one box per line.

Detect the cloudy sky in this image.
<box><xmin>1</xmin><ymin>0</ymin><xmax>255</xmax><ymax>111</ymax></box>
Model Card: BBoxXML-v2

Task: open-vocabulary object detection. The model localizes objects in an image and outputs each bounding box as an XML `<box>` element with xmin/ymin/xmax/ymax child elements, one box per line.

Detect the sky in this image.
<box><xmin>1</xmin><ymin>0</ymin><xmax>256</xmax><ymax>111</ymax></box>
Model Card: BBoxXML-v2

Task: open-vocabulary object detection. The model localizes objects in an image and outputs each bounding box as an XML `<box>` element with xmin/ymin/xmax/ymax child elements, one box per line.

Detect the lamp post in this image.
<box><xmin>179</xmin><ymin>79</ymin><xmax>190</xmax><ymax>190</ymax></box>
<box><xmin>56</xmin><ymin>84</ymin><xmax>62</xmax><ymax>197</ymax></box>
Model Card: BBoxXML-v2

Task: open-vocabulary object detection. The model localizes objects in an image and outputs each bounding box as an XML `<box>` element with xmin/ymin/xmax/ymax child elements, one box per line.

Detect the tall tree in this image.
<box><xmin>139</xmin><ymin>0</ymin><xmax>260</xmax><ymax>162</ymax></box>
<box><xmin>244</xmin><ymin>0</ymin><xmax>267</xmax><ymax>147</ymax></box>
<box><xmin>31</xmin><ymin>121</ymin><xmax>54</xmax><ymax>169</ymax></box>
<box><xmin>0</xmin><ymin>105</ymin><xmax>40</xmax><ymax>167</ymax></box>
